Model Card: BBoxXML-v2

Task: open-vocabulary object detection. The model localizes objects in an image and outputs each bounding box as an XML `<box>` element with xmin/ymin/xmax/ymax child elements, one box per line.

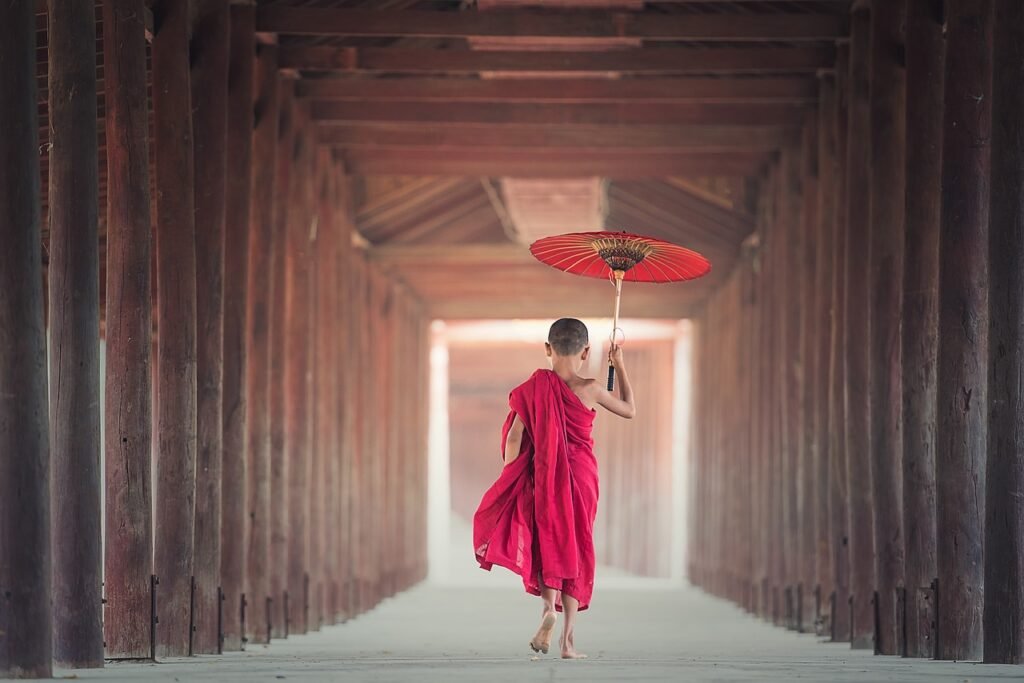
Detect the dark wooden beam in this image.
<box><xmin>101</xmin><ymin>0</ymin><xmax>154</xmax><ymax>661</ymax></box>
<box><xmin>257</xmin><ymin>7</ymin><xmax>846</xmax><ymax>42</ymax></box>
<box><xmin>191</xmin><ymin>0</ymin><xmax>230</xmax><ymax>656</ymax></box>
<box><xmin>985</xmin><ymin>0</ymin><xmax>1024</xmax><ymax>665</ymax></box>
<box><xmin>345</xmin><ymin>149</ymin><xmax>767</xmax><ymax>178</ymax></box>
<box><xmin>902</xmin><ymin>0</ymin><xmax>944</xmax><ymax>661</ymax></box>
<box><xmin>867</xmin><ymin>0</ymin><xmax>906</xmax><ymax>657</ymax></box>
<box><xmin>843</xmin><ymin>6</ymin><xmax>874</xmax><ymax>651</ymax></box>
<box><xmin>268</xmin><ymin>83</ymin><xmax>294</xmax><ymax>642</ymax></box>
<box><xmin>828</xmin><ymin>40</ymin><xmax>851</xmax><ymax>646</ymax></box>
<box><xmin>935</xmin><ymin>0</ymin><xmax>992</xmax><ymax>663</ymax></box>
<box><xmin>0</xmin><ymin>1</ymin><xmax>51</xmax><ymax>677</ymax></box>
<box><xmin>152</xmin><ymin>0</ymin><xmax>199</xmax><ymax>657</ymax></box>
<box><xmin>246</xmin><ymin>42</ymin><xmax>278</xmax><ymax>649</ymax></box>
<box><xmin>285</xmin><ymin>113</ymin><xmax>314</xmax><ymax>636</ymax></box>
<box><xmin>222</xmin><ymin>3</ymin><xmax>255</xmax><ymax>655</ymax></box>
<box><xmin>310</xmin><ymin>101</ymin><xmax>808</xmax><ymax>126</ymax></box>
<box><xmin>813</xmin><ymin>72</ymin><xmax>837</xmax><ymax>632</ymax></box>
<box><xmin>296</xmin><ymin>76</ymin><xmax>818</xmax><ymax>104</ymax></box>
<box><xmin>279</xmin><ymin>46</ymin><xmax>834</xmax><ymax>74</ymax></box>
<box><xmin>48</xmin><ymin>0</ymin><xmax>103</xmax><ymax>669</ymax></box>
<box><xmin>318</xmin><ymin>123</ymin><xmax>792</xmax><ymax>151</ymax></box>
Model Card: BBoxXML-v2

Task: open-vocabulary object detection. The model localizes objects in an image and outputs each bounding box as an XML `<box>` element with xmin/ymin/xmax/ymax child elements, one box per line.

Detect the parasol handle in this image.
<box><xmin>608</xmin><ymin>271</ymin><xmax>625</xmax><ymax>392</ymax></box>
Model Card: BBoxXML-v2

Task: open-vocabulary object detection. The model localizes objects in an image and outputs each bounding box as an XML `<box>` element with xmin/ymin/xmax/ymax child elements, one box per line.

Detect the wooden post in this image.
<box><xmin>935</xmin><ymin>0</ymin><xmax>992</xmax><ymax>662</ymax></box>
<box><xmin>843</xmin><ymin>5</ymin><xmax>875</xmax><ymax>650</ymax></box>
<box><xmin>780</xmin><ymin>145</ymin><xmax>803</xmax><ymax>629</ymax></box>
<box><xmin>47</xmin><ymin>0</ymin><xmax>103</xmax><ymax>668</ymax></box>
<box><xmin>798</xmin><ymin>115</ymin><xmax>819</xmax><ymax>632</ymax></box>
<box><xmin>334</xmin><ymin>165</ymin><xmax>354</xmax><ymax>622</ymax></box>
<box><xmin>245</xmin><ymin>37</ymin><xmax>276</xmax><ymax>650</ymax></box>
<box><xmin>101</xmin><ymin>0</ymin><xmax>154</xmax><ymax>660</ymax></box>
<box><xmin>221</xmin><ymin>5</ymin><xmax>255</xmax><ymax>652</ymax></box>
<box><xmin>0</xmin><ymin>1</ymin><xmax>52</xmax><ymax>677</ymax></box>
<box><xmin>985</xmin><ymin>0</ymin><xmax>1024</xmax><ymax>665</ymax></box>
<box><xmin>285</xmin><ymin>111</ymin><xmax>314</xmax><ymax>635</ymax></box>
<box><xmin>868</xmin><ymin>0</ymin><xmax>907</xmax><ymax>656</ymax></box>
<box><xmin>814</xmin><ymin>73</ymin><xmax>837</xmax><ymax>632</ymax></box>
<box><xmin>191</xmin><ymin>0</ymin><xmax>230</xmax><ymax>655</ymax></box>
<box><xmin>902</xmin><ymin>0</ymin><xmax>944</xmax><ymax>660</ymax></box>
<box><xmin>268</xmin><ymin>79</ymin><xmax>293</xmax><ymax>640</ymax></box>
<box><xmin>307</xmin><ymin>152</ymin><xmax>325</xmax><ymax>632</ymax></box>
<box><xmin>829</xmin><ymin>42</ymin><xmax>851</xmax><ymax>644</ymax></box>
<box><xmin>152</xmin><ymin>0</ymin><xmax>199</xmax><ymax>657</ymax></box>
<box><xmin>314</xmin><ymin>153</ymin><xmax>339</xmax><ymax>626</ymax></box>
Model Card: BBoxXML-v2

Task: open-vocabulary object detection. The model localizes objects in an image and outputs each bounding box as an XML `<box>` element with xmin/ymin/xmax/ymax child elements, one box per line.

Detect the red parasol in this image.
<box><xmin>529</xmin><ymin>230</ymin><xmax>711</xmax><ymax>389</ymax></box>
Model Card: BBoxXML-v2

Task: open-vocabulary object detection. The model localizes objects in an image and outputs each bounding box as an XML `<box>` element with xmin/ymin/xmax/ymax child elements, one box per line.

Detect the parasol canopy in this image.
<box><xmin>529</xmin><ymin>230</ymin><xmax>711</xmax><ymax>390</ymax></box>
<box><xmin>529</xmin><ymin>230</ymin><xmax>711</xmax><ymax>284</ymax></box>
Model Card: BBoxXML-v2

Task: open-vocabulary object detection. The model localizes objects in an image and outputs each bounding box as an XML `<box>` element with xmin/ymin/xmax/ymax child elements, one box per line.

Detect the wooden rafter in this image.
<box><xmin>310</xmin><ymin>101</ymin><xmax>811</xmax><ymax>126</ymax></box>
<box><xmin>345</xmin><ymin>149</ymin><xmax>768</xmax><ymax>178</ymax></box>
<box><xmin>317</xmin><ymin>123</ymin><xmax>795</xmax><ymax>151</ymax></box>
<box><xmin>256</xmin><ymin>7</ymin><xmax>846</xmax><ymax>42</ymax></box>
<box><xmin>278</xmin><ymin>45</ymin><xmax>834</xmax><ymax>74</ymax></box>
<box><xmin>295</xmin><ymin>76</ymin><xmax>818</xmax><ymax>104</ymax></box>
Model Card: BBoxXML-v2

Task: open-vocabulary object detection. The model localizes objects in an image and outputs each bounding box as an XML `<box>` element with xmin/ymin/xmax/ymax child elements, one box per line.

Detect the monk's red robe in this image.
<box><xmin>473</xmin><ymin>369</ymin><xmax>599</xmax><ymax>611</ymax></box>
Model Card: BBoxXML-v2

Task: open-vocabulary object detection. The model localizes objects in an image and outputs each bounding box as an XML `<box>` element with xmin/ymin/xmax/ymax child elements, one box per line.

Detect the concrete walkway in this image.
<box><xmin>60</xmin><ymin>578</ymin><xmax>1023</xmax><ymax>682</ymax></box>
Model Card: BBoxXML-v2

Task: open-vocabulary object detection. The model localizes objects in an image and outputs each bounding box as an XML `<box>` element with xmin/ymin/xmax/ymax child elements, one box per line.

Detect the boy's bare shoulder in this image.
<box><xmin>577</xmin><ymin>376</ymin><xmax>603</xmax><ymax>397</ymax></box>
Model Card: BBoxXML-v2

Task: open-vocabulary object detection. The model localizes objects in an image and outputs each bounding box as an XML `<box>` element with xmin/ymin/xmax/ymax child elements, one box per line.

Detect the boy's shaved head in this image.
<box><xmin>548</xmin><ymin>318</ymin><xmax>589</xmax><ymax>356</ymax></box>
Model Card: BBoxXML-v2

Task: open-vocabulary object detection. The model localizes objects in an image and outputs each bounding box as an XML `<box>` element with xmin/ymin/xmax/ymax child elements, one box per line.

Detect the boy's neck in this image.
<box><xmin>550</xmin><ymin>357</ymin><xmax>581</xmax><ymax>381</ymax></box>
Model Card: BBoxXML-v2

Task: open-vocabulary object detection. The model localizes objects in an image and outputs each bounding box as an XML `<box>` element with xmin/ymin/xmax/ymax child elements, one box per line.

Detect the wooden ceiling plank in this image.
<box><xmin>350</xmin><ymin>157</ymin><xmax>764</xmax><ymax>178</ymax></box>
<box><xmin>278</xmin><ymin>45</ymin><xmax>835</xmax><ymax>74</ymax></box>
<box><xmin>318</xmin><ymin>122</ymin><xmax>791</xmax><ymax>150</ymax></box>
<box><xmin>611</xmin><ymin>180</ymin><xmax>754</xmax><ymax>236</ymax></box>
<box><xmin>358</xmin><ymin>177</ymin><xmax>467</xmax><ymax>232</ymax></box>
<box><xmin>310</xmin><ymin>101</ymin><xmax>810</xmax><ymax>126</ymax></box>
<box><xmin>296</xmin><ymin>76</ymin><xmax>818</xmax><ymax>104</ymax></box>
<box><xmin>256</xmin><ymin>7</ymin><xmax>846</xmax><ymax>42</ymax></box>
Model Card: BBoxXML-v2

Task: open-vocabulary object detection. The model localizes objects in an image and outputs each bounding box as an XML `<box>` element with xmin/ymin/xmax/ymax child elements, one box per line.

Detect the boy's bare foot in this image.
<box><xmin>560</xmin><ymin>633</ymin><xmax>587</xmax><ymax>659</ymax></box>
<box><xmin>529</xmin><ymin>610</ymin><xmax>557</xmax><ymax>654</ymax></box>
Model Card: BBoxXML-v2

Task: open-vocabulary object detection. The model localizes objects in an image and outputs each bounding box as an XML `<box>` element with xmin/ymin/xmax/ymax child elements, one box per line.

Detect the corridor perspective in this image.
<box><xmin>5</xmin><ymin>0</ymin><xmax>1024</xmax><ymax>680</ymax></box>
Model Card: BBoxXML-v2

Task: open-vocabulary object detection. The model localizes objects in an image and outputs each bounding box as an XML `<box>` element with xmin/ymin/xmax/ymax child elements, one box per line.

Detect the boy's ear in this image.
<box><xmin>544</xmin><ymin>341</ymin><xmax>553</xmax><ymax>357</ymax></box>
<box><xmin>581</xmin><ymin>345</ymin><xmax>591</xmax><ymax>360</ymax></box>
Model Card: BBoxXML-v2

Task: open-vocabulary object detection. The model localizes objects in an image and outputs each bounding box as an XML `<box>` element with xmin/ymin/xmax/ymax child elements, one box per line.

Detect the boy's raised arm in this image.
<box><xmin>596</xmin><ymin>344</ymin><xmax>636</xmax><ymax>419</ymax></box>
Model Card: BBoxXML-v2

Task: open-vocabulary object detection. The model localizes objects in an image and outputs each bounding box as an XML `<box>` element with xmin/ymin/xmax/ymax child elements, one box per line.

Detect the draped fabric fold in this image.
<box><xmin>473</xmin><ymin>369</ymin><xmax>599</xmax><ymax>611</ymax></box>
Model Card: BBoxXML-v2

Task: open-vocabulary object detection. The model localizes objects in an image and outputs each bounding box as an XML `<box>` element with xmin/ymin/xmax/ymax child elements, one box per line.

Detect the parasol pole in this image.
<box><xmin>608</xmin><ymin>269</ymin><xmax>625</xmax><ymax>391</ymax></box>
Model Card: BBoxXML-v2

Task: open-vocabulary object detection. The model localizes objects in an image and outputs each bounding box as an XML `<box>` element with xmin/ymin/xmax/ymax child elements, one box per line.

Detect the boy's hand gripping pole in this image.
<box><xmin>608</xmin><ymin>270</ymin><xmax>625</xmax><ymax>391</ymax></box>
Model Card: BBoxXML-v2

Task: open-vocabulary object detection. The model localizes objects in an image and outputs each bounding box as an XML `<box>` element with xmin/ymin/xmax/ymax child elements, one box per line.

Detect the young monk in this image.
<box><xmin>473</xmin><ymin>318</ymin><xmax>635</xmax><ymax>659</ymax></box>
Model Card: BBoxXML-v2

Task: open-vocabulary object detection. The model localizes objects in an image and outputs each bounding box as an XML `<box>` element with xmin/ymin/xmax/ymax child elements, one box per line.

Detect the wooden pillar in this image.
<box><xmin>829</xmin><ymin>42</ymin><xmax>852</xmax><ymax>643</ymax></box>
<box><xmin>47</xmin><ymin>0</ymin><xmax>103</xmax><ymax>668</ymax></box>
<box><xmin>814</xmin><ymin>73</ymin><xmax>838</xmax><ymax>632</ymax></box>
<box><xmin>245</xmin><ymin>38</ymin><xmax>277</xmax><ymax>649</ymax></box>
<box><xmin>151</xmin><ymin>0</ymin><xmax>199</xmax><ymax>657</ymax></box>
<box><xmin>750</xmin><ymin>177</ymin><xmax>768</xmax><ymax>618</ymax></box>
<box><xmin>902</xmin><ymin>0</ymin><xmax>944</xmax><ymax>661</ymax></box>
<box><xmin>935</xmin><ymin>0</ymin><xmax>992</xmax><ymax>662</ymax></box>
<box><xmin>268</xmin><ymin>80</ymin><xmax>293</xmax><ymax>640</ymax></box>
<box><xmin>765</xmin><ymin>166</ymin><xmax>778</xmax><ymax>626</ymax></box>
<box><xmin>314</xmin><ymin>155</ymin><xmax>339</xmax><ymax>625</ymax></box>
<box><xmin>221</xmin><ymin>5</ymin><xmax>255</xmax><ymax>652</ymax></box>
<box><xmin>780</xmin><ymin>145</ymin><xmax>803</xmax><ymax>629</ymax></box>
<box><xmin>0</xmin><ymin>1</ymin><xmax>51</xmax><ymax>677</ymax></box>
<box><xmin>335</xmin><ymin>166</ymin><xmax>354</xmax><ymax>621</ymax></box>
<box><xmin>190</xmin><ymin>0</ymin><xmax>230</xmax><ymax>655</ymax></box>
<box><xmin>868</xmin><ymin>0</ymin><xmax>907</xmax><ymax>655</ymax></box>
<box><xmin>843</xmin><ymin>5</ymin><xmax>875</xmax><ymax>650</ymax></box>
<box><xmin>798</xmin><ymin>116</ymin><xmax>819</xmax><ymax>632</ymax></box>
<box><xmin>985</xmin><ymin>0</ymin><xmax>1024</xmax><ymax>664</ymax></box>
<box><xmin>307</xmin><ymin>152</ymin><xmax>328</xmax><ymax>632</ymax></box>
<box><xmin>101</xmin><ymin>0</ymin><xmax>154</xmax><ymax>660</ymax></box>
<box><xmin>285</xmin><ymin>111</ymin><xmax>314</xmax><ymax>635</ymax></box>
